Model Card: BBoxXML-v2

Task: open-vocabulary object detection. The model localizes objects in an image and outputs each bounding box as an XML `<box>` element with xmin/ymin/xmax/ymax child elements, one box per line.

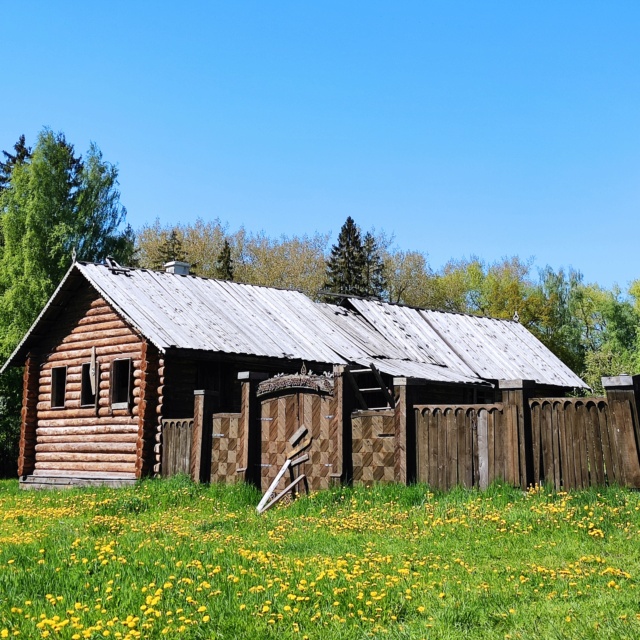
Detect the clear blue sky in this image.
<box><xmin>2</xmin><ymin>2</ymin><xmax>639</xmax><ymax>289</ymax></box>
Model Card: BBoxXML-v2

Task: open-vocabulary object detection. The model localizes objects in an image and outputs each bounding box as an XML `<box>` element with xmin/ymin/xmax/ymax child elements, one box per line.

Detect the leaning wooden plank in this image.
<box><xmin>287</xmin><ymin>436</ymin><xmax>313</xmax><ymax>459</ymax></box>
<box><xmin>289</xmin><ymin>425</ymin><xmax>308</xmax><ymax>446</ymax></box>
<box><xmin>370</xmin><ymin>364</ymin><xmax>396</xmax><ymax>409</ymax></box>
<box><xmin>290</xmin><ymin>453</ymin><xmax>309</xmax><ymax>467</ymax></box>
<box><xmin>260</xmin><ymin>475</ymin><xmax>307</xmax><ymax>514</ymax></box>
<box><xmin>256</xmin><ymin>459</ymin><xmax>291</xmax><ymax>513</ymax></box>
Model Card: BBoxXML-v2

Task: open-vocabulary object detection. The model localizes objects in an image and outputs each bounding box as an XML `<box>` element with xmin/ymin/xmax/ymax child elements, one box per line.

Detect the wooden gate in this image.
<box><xmin>258</xmin><ymin>381</ymin><xmax>340</xmax><ymax>492</ymax></box>
<box><xmin>161</xmin><ymin>418</ymin><xmax>193</xmax><ymax>477</ymax></box>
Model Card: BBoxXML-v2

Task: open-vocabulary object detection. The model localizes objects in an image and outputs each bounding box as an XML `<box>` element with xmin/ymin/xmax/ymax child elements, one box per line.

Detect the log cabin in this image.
<box><xmin>1</xmin><ymin>260</ymin><xmax>586</xmax><ymax>488</ymax></box>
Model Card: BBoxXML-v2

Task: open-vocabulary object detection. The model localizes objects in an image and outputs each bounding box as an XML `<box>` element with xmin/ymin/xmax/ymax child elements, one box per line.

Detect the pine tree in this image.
<box><xmin>324</xmin><ymin>216</ymin><xmax>367</xmax><ymax>297</ymax></box>
<box><xmin>154</xmin><ymin>229</ymin><xmax>187</xmax><ymax>269</ymax></box>
<box><xmin>362</xmin><ymin>232</ymin><xmax>387</xmax><ymax>299</ymax></box>
<box><xmin>214</xmin><ymin>239</ymin><xmax>234</xmax><ymax>281</ymax></box>
<box><xmin>0</xmin><ymin>135</ymin><xmax>31</xmax><ymax>191</ymax></box>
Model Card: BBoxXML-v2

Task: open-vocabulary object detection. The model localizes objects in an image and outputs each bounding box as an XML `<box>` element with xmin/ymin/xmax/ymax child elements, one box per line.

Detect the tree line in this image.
<box><xmin>0</xmin><ymin>129</ymin><xmax>638</xmax><ymax>474</ymax></box>
<box><xmin>136</xmin><ymin>215</ymin><xmax>640</xmax><ymax>395</ymax></box>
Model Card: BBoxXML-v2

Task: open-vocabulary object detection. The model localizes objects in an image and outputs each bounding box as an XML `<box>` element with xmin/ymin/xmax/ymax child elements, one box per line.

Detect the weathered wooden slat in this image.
<box><xmin>588</xmin><ymin>402</ymin><xmax>605</xmax><ymax>486</ymax></box>
<box><xmin>550</xmin><ymin>400</ymin><xmax>561</xmax><ymax>489</ymax></box>
<box><xmin>437</xmin><ymin>410</ymin><xmax>448</xmax><ymax>489</ymax></box>
<box><xmin>599</xmin><ymin>402</ymin><xmax>615</xmax><ymax>483</ymax></box>
<box><xmin>427</xmin><ymin>409</ymin><xmax>443</xmax><ymax>487</ymax></box>
<box><xmin>289</xmin><ymin>425</ymin><xmax>308</xmax><ymax>446</ymax></box>
<box><xmin>260</xmin><ymin>474</ymin><xmax>307</xmax><ymax>514</ymax></box>
<box><xmin>477</xmin><ymin>409</ymin><xmax>489</xmax><ymax>490</ymax></box>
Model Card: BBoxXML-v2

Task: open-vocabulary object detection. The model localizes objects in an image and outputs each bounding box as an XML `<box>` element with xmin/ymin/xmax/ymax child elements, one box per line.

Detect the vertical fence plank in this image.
<box><xmin>599</xmin><ymin>402</ymin><xmax>615</xmax><ymax>484</ymax></box>
<box><xmin>477</xmin><ymin>409</ymin><xmax>489</xmax><ymax>490</ymax></box>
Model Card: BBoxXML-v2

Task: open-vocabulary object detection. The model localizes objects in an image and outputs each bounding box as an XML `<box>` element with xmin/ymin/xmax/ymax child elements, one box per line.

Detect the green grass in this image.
<box><xmin>0</xmin><ymin>477</ymin><xmax>639</xmax><ymax>639</ymax></box>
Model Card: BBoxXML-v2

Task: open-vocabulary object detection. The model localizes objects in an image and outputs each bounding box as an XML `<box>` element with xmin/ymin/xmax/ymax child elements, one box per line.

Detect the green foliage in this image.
<box><xmin>0</xmin><ymin>135</ymin><xmax>31</xmax><ymax>191</ymax></box>
<box><xmin>324</xmin><ymin>217</ymin><xmax>388</xmax><ymax>299</ymax></box>
<box><xmin>361</xmin><ymin>232</ymin><xmax>387</xmax><ymax>299</ymax></box>
<box><xmin>0</xmin><ymin>479</ymin><xmax>640</xmax><ymax>638</ymax></box>
<box><xmin>0</xmin><ymin>130</ymin><xmax>133</xmax><ymax>476</ymax></box>
<box><xmin>214</xmin><ymin>238</ymin><xmax>234</xmax><ymax>280</ymax></box>
<box><xmin>324</xmin><ymin>216</ymin><xmax>367</xmax><ymax>297</ymax></box>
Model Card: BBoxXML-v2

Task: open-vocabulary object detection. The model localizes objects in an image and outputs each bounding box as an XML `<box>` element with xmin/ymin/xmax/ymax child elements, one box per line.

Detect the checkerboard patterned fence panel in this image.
<box><xmin>210</xmin><ymin>413</ymin><xmax>241</xmax><ymax>483</ymax></box>
<box><xmin>351</xmin><ymin>410</ymin><xmax>395</xmax><ymax>485</ymax></box>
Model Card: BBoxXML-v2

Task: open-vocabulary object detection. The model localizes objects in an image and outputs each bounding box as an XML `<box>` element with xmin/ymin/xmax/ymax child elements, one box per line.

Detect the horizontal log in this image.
<box><xmin>36</xmin><ymin>442</ymin><xmax>137</xmax><ymax>454</ymax></box>
<box><xmin>31</xmin><ymin>469</ymin><xmax>137</xmax><ymax>480</ymax></box>
<box><xmin>35</xmin><ymin>461</ymin><xmax>136</xmax><ymax>472</ymax></box>
<box><xmin>36</xmin><ymin>452</ymin><xmax>138</xmax><ymax>463</ymax></box>
<box><xmin>38</xmin><ymin>433</ymin><xmax>139</xmax><ymax>443</ymax></box>
<box><xmin>84</xmin><ymin>305</ymin><xmax>117</xmax><ymax>317</ymax></box>
<box><xmin>43</xmin><ymin>346</ymin><xmax>142</xmax><ymax>364</ymax></box>
<box><xmin>37</xmin><ymin>424</ymin><xmax>139</xmax><ymax>435</ymax></box>
<box><xmin>37</xmin><ymin>417</ymin><xmax>136</xmax><ymax>429</ymax></box>
<box><xmin>57</xmin><ymin>334</ymin><xmax>140</xmax><ymax>351</ymax></box>
<box><xmin>71</xmin><ymin>313</ymin><xmax>131</xmax><ymax>334</ymax></box>
<box><xmin>89</xmin><ymin>297</ymin><xmax>109</xmax><ymax>308</ymax></box>
<box><xmin>37</xmin><ymin>408</ymin><xmax>103</xmax><ymax>419</ymax></box>
<box><xmin>65</xmin><ymin>326</ymin><xmax>134</xmax><ymax>341</ymax></box>
<box><xmin>48</xmin><ymin>340</ymin><xmax>142</xmax><ymax>357</ymax></box>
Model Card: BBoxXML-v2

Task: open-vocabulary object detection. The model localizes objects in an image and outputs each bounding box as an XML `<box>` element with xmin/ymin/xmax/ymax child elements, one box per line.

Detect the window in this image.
<box><xmin>51</xmin><ymin>367</ymin><xmax>67</xmax><ymax>408</ymax></box>
<box><xmin>81</xmin><ymin>362</ymin><xmax>96</xmax><ymax>407</ymax></box>
<box><xmin>111</xmin><ymin>359</ymin><xmax>132</xmax><ymax>409</ymax></box>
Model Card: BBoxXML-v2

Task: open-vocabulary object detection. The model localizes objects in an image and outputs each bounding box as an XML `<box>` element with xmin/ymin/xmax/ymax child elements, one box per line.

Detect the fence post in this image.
<box><xmin>238</xmin><ymin>372</ymin><xmax>268</xmax><ymax>488</ymax></box>
<box><xmin>498</xmin><ymin>380</ymin><xmax>535</xmax><ymax>488</ymax></box>
<box><xmin>602</xmin><ymin>375</ymin><xmax>640</xmax><ymax>488</ymax></box>
<box><xmin>393</xmin><ymin>377</ymin><xmax>423</xmax><ymax>485</ymax></box>
<box><xmin>191</xmin><ymin>390</ymin><xmax>216</xmax><ymax>483</ymax></box>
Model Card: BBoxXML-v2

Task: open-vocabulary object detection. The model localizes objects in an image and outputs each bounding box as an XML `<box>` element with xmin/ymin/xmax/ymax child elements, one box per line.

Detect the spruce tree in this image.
<box><xmin>214</xmin><ymin>239</ymin><xmax>234</xmax><ymax>281</ymax></box>
<box><xmin>362</xmin><ymin>232</ymin><xmax>387</xmax><ymax>299</ymax></box>
<box><xmin>154</xmin><ymin>229</ymin><xmax>187</xmax><ymax>269</ymax></box>
<box><xmin>0</xmin><ymin>135</ymin><xmax>31</xmax><ymax>191</ymax></box>
<box><xmin>324</xmin><ymin>216</ymin><xmax>367</xmax><ymax>297</ymax></box>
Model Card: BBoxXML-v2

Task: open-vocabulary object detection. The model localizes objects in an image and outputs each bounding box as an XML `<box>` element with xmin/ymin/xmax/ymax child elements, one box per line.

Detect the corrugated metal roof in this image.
<box><xmin>1</xmin><ymin>263</ymin><xmax>587</xmax><ymax>389</ymax></box>
<box><xmin>348</xmin><ymin>299</ymin><xmax>587</xmax><ymax>388</ymax></box>
<box><xmin>315</xmin><ymin>304</ymin><xmax>482</xmax><ymax>384</ymax></box>
<box><xmin>77</xmin><ymin>263</ymin><xmax>346</xmax><ymax>364</ymax></box>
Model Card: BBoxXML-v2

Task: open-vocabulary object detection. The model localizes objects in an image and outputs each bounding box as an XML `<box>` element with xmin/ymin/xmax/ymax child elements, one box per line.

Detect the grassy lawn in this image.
<box><xmin>0</xmin><ymin>477</ymin><xmax>639</xmax><ymax>639</ymax></box>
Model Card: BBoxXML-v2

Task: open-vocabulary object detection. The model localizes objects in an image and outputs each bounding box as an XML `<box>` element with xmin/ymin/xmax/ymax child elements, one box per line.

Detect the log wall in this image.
<box><xmin>25</xmin><ymin>287</ymin><xmax>149</xmax><ymax>481</ymax></box>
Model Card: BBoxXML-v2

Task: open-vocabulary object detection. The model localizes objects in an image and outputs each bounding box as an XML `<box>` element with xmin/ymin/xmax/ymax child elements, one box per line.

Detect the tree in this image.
<box><xmin>135</xmin><ymin>217</ymin><xmax>228</xmax><ymax>276</ymax></box>
<box><xmin>0</xmin><ymin>135</ymin><xmax>31</xmax><ymax>192</ymax></box>
<box><xmin>156</xmin><ymin>229</ymin><xmax>187</xmax><ymax>269</ymax></box>
<box><xmin>0</xmin><ymin>129</ymin><xmax>133</xmax><ymax>476</ymax></box>
<box><xmin>324</xmin><ymin>216</ymin><xmax>367</xmax><ymax>297</ymax></box>
<box><xmin>362</xmin><ymin>232</ymin><xmax>387</xmax><ymax>299</ymax></box>
<box><xmin>235</xmin><ymin>230</ymin><xmax>329</xmax><ymax>297</ymax></box>
<box><xmin>214</xmin><ymin>239</ymin><xmax>234</xmax><ymax>281</ymax></box>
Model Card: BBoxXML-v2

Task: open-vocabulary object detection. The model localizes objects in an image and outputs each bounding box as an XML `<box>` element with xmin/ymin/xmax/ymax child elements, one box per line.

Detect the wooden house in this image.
<box><xmin>1</xmin><ymin>260</ymin><xmax>587</xmax><ymax>489</ymax></box>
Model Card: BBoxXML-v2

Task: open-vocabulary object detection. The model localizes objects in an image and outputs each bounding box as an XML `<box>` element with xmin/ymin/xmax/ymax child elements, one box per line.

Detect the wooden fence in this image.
<box><xmin>415</xmin><ymin>405</ymin><xmax>508</xmax><ymax>490</ymax></box>
<box><xmin>529</xmin><ymin>397</ymin><xmax>640</xmax><ymax>489</ymax></box>
<box><xmin>161</xmin><ymin>419</ymin><xmax>193</xmax><ymax>477</ymax></box>
<box><xmin>415</xmin><ymin>382</ymin><xmax>640</xmax><ymax>491</ymax></box>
